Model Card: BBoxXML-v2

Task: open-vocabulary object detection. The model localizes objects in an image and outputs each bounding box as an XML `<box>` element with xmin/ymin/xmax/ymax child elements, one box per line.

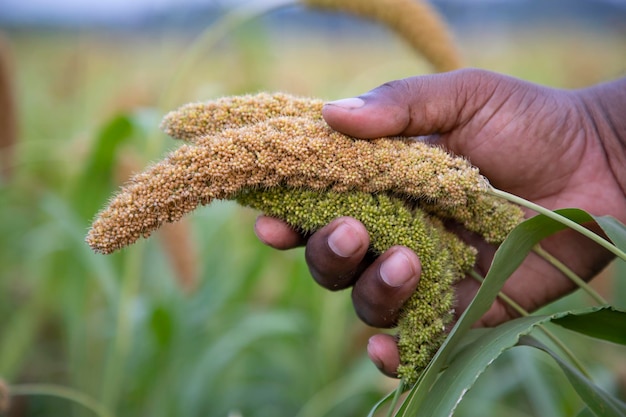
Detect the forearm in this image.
<box><xmin>576</xmin><ymin>77</ymin><xmax>626</xmax><ymax>197</ymax></box>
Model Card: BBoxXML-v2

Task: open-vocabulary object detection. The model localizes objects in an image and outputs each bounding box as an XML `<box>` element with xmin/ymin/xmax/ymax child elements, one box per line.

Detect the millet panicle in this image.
<box><xmin>86</xmin><ymin>93</ymin><xmax>524</xmax><ymax>383</ymax></box>
<box><xmin>302</xmin><ymin>0</ymin><xmax>463</xmax><ymax>72</ymax></box>
<box><xmin>237</xmin><ymin>186</ymin><xmax>477</xmax><ymax>383</ymax></box>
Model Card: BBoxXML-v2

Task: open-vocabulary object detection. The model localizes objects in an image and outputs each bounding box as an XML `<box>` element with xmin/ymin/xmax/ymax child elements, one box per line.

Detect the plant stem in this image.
<box><xmin>488</xmin><ymin>186</ymin><xmax>626</xmax><ymax>261</ymax></box>
<box><xmin>468</xmin><ymin>270</ymin><xmax>527</xmax><ymax>317</ymax></box>
<box><xmin>533</xmin><ymin>245</ymin><xmax>608</xmax><ymax>305</ymax></box>
<box><xmin>386</xmin><ymin>379</ymin><xmax>405</xmax><ymax>417</ymax></box>
<box><xmin>469</xmin><ymin>270</ymin><xmax>593</xmax><ymax>379</ymax></box>
<box><xmin>10</xmin><ymin>383</ymin><xmax>114</xmax><ymax>417</ymax></box>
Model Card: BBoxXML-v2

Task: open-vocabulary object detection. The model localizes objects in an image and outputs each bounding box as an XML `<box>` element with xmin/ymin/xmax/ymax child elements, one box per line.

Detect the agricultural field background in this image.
<box><xmin>1</xmin><ymin>2</ymin><xmax>626</xmax><ymax>416</ymax></box>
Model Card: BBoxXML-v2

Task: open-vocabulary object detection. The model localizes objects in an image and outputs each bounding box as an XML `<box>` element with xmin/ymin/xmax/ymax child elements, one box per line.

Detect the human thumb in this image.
<box><xmin>322</xmin><ymin>68</ymin><xmax>502</xmax><ymax>140</ymax></box>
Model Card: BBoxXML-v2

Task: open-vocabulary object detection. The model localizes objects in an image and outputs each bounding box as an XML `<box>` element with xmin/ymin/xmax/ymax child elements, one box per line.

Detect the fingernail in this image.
<box><xmin>380</xmin><ymin>251</ymin><xmax>414</xmax><ymax>287</ymax></box>
<box><xmin>325</xmin><ymin>97</ymin><xmax>365</xmax><ymax>109</ymax></box>
<box><xmin>328</xmin><ymin>222</ymin><xmax>362</xmax><ymax>258</ymax></box>
<box><xmin>367</xmin><ymin>337</ymin><xmax>385</xmax><ymax>370</ymax></box>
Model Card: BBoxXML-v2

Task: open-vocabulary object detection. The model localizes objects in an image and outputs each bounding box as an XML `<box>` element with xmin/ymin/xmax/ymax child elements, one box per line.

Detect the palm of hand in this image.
<box><xmin>436</xmin><ymin>76</ymin><xmax>622</xmax><ymax>324</ymax></box>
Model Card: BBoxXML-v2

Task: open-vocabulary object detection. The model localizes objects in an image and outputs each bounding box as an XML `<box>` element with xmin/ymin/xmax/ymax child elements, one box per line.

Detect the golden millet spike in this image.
<box><xmin>87</xmin><ymin>93</ymin><xmax>524</xmax><ymax>382</ymax></box>
<box><xmin>160</xmin><ymin>92</ymin><xmax>324</xmax><ymax>143</ymax></box>
<box><xmin>88</xmin><ymin>97</ymin><xmax>523</xmax><ymax>255</ymax></box>
<box><xmin>302</xmin><ymin>0</ymin><xmax>463</xmax><ymax>72</ymax></box>
<box><xmin>236</xmin><ymin>186</ymin><xmax>476</xmax><ymax>383</ymax></box>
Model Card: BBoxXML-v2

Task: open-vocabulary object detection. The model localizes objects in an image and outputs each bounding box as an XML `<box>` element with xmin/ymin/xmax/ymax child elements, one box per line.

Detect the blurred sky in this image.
<box><xmin>0</xmin><ymin>0</ymin><xmax>213</xmax><ymax>23</ymax></box>
<box><xmin>2</xmin><ymin>0</ymin><xmax>625</xmax><ymax>25</ymax></box>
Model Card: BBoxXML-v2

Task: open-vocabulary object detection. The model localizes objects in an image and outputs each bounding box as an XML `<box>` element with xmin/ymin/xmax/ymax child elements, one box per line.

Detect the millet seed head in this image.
<box><xmin>88</xmin><ymin>94</ymin><xmax>522</xmax><ymax>255</ymax></box>
<box><xmin>302</xmin><ymin>0</ymin><xmax>464</xmax><ymax>72</ymax></box>
<box><xmin>86</xmin><ymin>92</ymin><xmax>524</xmax><ymax>384</ymax></box>
<box><xmin>160</xmin><ymin>92</ymin><xmax>324</xmax><ymax>142</ymax></box>
<box><xmin>236</xmin><ymin>186</ymin><xmax>475</xmax><ymax>383</ymax></box>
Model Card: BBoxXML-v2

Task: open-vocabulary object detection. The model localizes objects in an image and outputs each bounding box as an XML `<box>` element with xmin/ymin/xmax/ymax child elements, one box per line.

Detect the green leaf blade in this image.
<box><xmin>419</xmin><ymin>316</ymin><xmax>549</xmax><ymax>417</ymax></box>
<box><xmin>415</xmin><ymin>308</ymin><xmax>626</xmax><ymax>417</ymax></box>
<box><xmin>72</xmin><ymin>114</ymin><xmax>135</xmax><ymax>221</ymax></box>
<box><xmin>552</xmin><ymin>306</ymin><xmax>626</xmax><ymax>345</ymax></box>
<box><xmin>521</xmin><ymin>336</ymin><xmax>626</xmax><ymax>417</ymax></box>
<box><xmin>593</xmin><ymin>216</ymin><xmax>626</xmax><ymax>253</ymax></box>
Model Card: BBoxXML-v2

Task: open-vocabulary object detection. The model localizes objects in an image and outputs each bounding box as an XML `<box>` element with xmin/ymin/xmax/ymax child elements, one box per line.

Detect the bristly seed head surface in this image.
<box><xmin>86</xmin><ymin>92</ymin><xmax>524</xmax><ymax>383</ymax></box>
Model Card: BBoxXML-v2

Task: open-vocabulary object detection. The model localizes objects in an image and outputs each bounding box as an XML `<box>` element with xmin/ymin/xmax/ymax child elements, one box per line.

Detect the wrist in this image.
<box><xmin>575</xmin><ymin>77</ymin><xmax>626</xmax><ymax>198</ymax></box>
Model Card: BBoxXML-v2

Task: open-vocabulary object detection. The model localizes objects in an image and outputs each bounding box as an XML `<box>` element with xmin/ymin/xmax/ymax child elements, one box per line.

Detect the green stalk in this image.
<box><xmin>533</xmin><ymin>245</ymin><xmax>608</xmax><ymax>305</ymax></box>
<box><xmin>468</xmin><ymin>270</ymin><xmax>528</xmax><ymax>318</ymax></box>
<box><xmin>10</xmin><ymin>383</ymin><xmax>114</xmax><ymax>417</ymax></box>
<box><xmin>468</xmin><ymin>270</ymin><xmax>593</xmax><ymax>380</ymax></box>
<box><xmin>488</xmin><ymin>187</ymin><xmax>626</xmax><ymax>261</ymax></box>
<box><xmin>385</xmin><ymin>379</ymin><xmax>405</xmax><ymax>417</ymax></box>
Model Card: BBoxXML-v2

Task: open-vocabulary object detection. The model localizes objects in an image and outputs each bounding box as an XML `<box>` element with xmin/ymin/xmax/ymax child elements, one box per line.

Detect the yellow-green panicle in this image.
<box><xmin>236</xmin><ymin>186</ymin><xmax>477</xmax><ymax>383</ymax></box>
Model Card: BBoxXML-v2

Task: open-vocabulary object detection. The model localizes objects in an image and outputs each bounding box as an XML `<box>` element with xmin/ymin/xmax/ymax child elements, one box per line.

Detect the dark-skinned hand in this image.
<box><xmin>254</xmin><ymin>68</ymin><xmax>626</xmax><ymax>377</ymax></box>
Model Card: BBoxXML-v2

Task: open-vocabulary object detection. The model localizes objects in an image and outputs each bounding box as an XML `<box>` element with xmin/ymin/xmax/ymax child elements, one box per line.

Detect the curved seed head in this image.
<box><xmin>86</xmin><ymin>93</ymin><xmax>524</xmax><ymax>384</ymax></box>
<box><xmin>88</xmin><ymin>95</ymin><xmax>523</xmax><ymax>255</ymax></box>
<box><xmin>236</xmin><ymin>186</ymin><xmax>475</xmax><ymax>383</ymax></box>
<box><xmin>302</xmin><ymin>0</ymin><xmax>464</xmax><ymax>72</ymax></box>
<box><xmin>161</xmin><ymin>92</ymin><xmax>324</xmax><ymax>142</ymax></box>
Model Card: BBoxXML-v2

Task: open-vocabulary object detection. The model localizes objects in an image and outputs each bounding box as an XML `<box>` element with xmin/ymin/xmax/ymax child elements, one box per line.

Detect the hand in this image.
<box><xmin>255</xmin><ymin>68</ymin><xmax>626</xmax><ymax>377</ymax></box>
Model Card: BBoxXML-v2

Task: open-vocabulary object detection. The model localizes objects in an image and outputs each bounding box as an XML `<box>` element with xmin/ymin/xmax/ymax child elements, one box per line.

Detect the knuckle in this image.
<box><xmin>372</xmin><ymin>78</ymin><xmax>413</xmax><ymax>97</ymax></box>
<box><xmin>352</xmin><ymin>291</ymin><xmax>399</xmax><ymax>328</ymax></box>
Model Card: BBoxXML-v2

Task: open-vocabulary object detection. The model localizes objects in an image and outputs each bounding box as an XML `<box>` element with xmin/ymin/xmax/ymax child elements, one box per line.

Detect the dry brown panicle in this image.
<box><xmin>115</xmin><ymin>150</ymin><xmax>199</xmax><ymax>292</ymax></box>
<box><xmin>159</xmin><ymin>220</ymin><xmax>199</xmax><ymax>293</ymax></box>
<box><xmin>87</xmin><ymin>96</ymin><xmax>522</xmax><ymax>256</ymax></box>
<box><xmin>160</xmin><ymin>92</ymin><xmax>324</xmax><ymax>142</ymax></box>
<box><xmin>87</xmin><ymin>95</ymin><xmax>524</xmax><ymax>255</ymax></box>
<box><xmin>302</xmin><ymin>0</ymin><xmax>463</xmax><ymax>72</ymax></box>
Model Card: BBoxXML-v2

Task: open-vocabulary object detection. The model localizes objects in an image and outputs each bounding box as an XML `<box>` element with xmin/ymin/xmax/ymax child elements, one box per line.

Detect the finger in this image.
<box><xmin>368</xmin><ymin>333</ymin><xmax>401</xmax><ymax>378</ymax></box>
<box><xmin>254</xmin><ymin>215</ymin><xmax>306</xmax><ymax>250</ymax></box>
<box><xmin>305</xmin><ymin>217</ymin><xmax>370</xmax><ymax>291</ymax></box>
<box><xmin>322</xmin><ymin>68</ymin><xmax>493</xmax><ymax>138</ymax></box>
<box><xmin>351</xmin><ymin>246</ymin><xmax>421</xmax><ymax>328</ymax></box>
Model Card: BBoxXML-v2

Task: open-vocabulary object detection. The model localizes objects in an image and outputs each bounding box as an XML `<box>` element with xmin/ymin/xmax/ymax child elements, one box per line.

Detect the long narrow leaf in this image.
<box><xmin>366</xmin><ymin>388</ymin><xmax>401</xmax><ymax>417</ymax></box>
<box><xmin>576</xmin><ymin>407</ymin><xmax>598</xmax><ymax>417</ymax></box>
<box><xmin>419</xmin><ymin>316</ymin><xmax>547</xmax><ymax>416</ymax></box>
<box><xmin>593</xmin><ymin>216</ymin><xmax>626</xmax><ymax>257</ymax></box>
<box><xmin>181</xmin><ymin>310</ymin><xmax>304</xmax><ymax>416</ymax></box>
<box><xmin>520</xmin><ymin>336</ymin><xmax>626</xmax><ymax>417</ymax></box>
<box><xmin>397</xmin><ymin>209</ymin><xmax>595</xmax><ymax>415</ymax></box>
<box><xmin>72</xmin><ymin>114</ymin><xmax>135</xmax><ymax>221</ymax></box>
<box><xmin>418</xmin><ymin>307</ymin><xmax>626</xmax><ymax>417</ymax></box>
<box><xmin>552</xmin><ymin>306</ymin><xmax>626</xmax><ymax>345</ymax></box>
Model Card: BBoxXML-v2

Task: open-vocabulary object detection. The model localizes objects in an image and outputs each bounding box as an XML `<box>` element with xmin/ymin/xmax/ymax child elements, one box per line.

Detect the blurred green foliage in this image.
<box><xmin>0</xmin><ymin>9</ymin><xmax>625</xmax><ymax>417</ymax></box>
